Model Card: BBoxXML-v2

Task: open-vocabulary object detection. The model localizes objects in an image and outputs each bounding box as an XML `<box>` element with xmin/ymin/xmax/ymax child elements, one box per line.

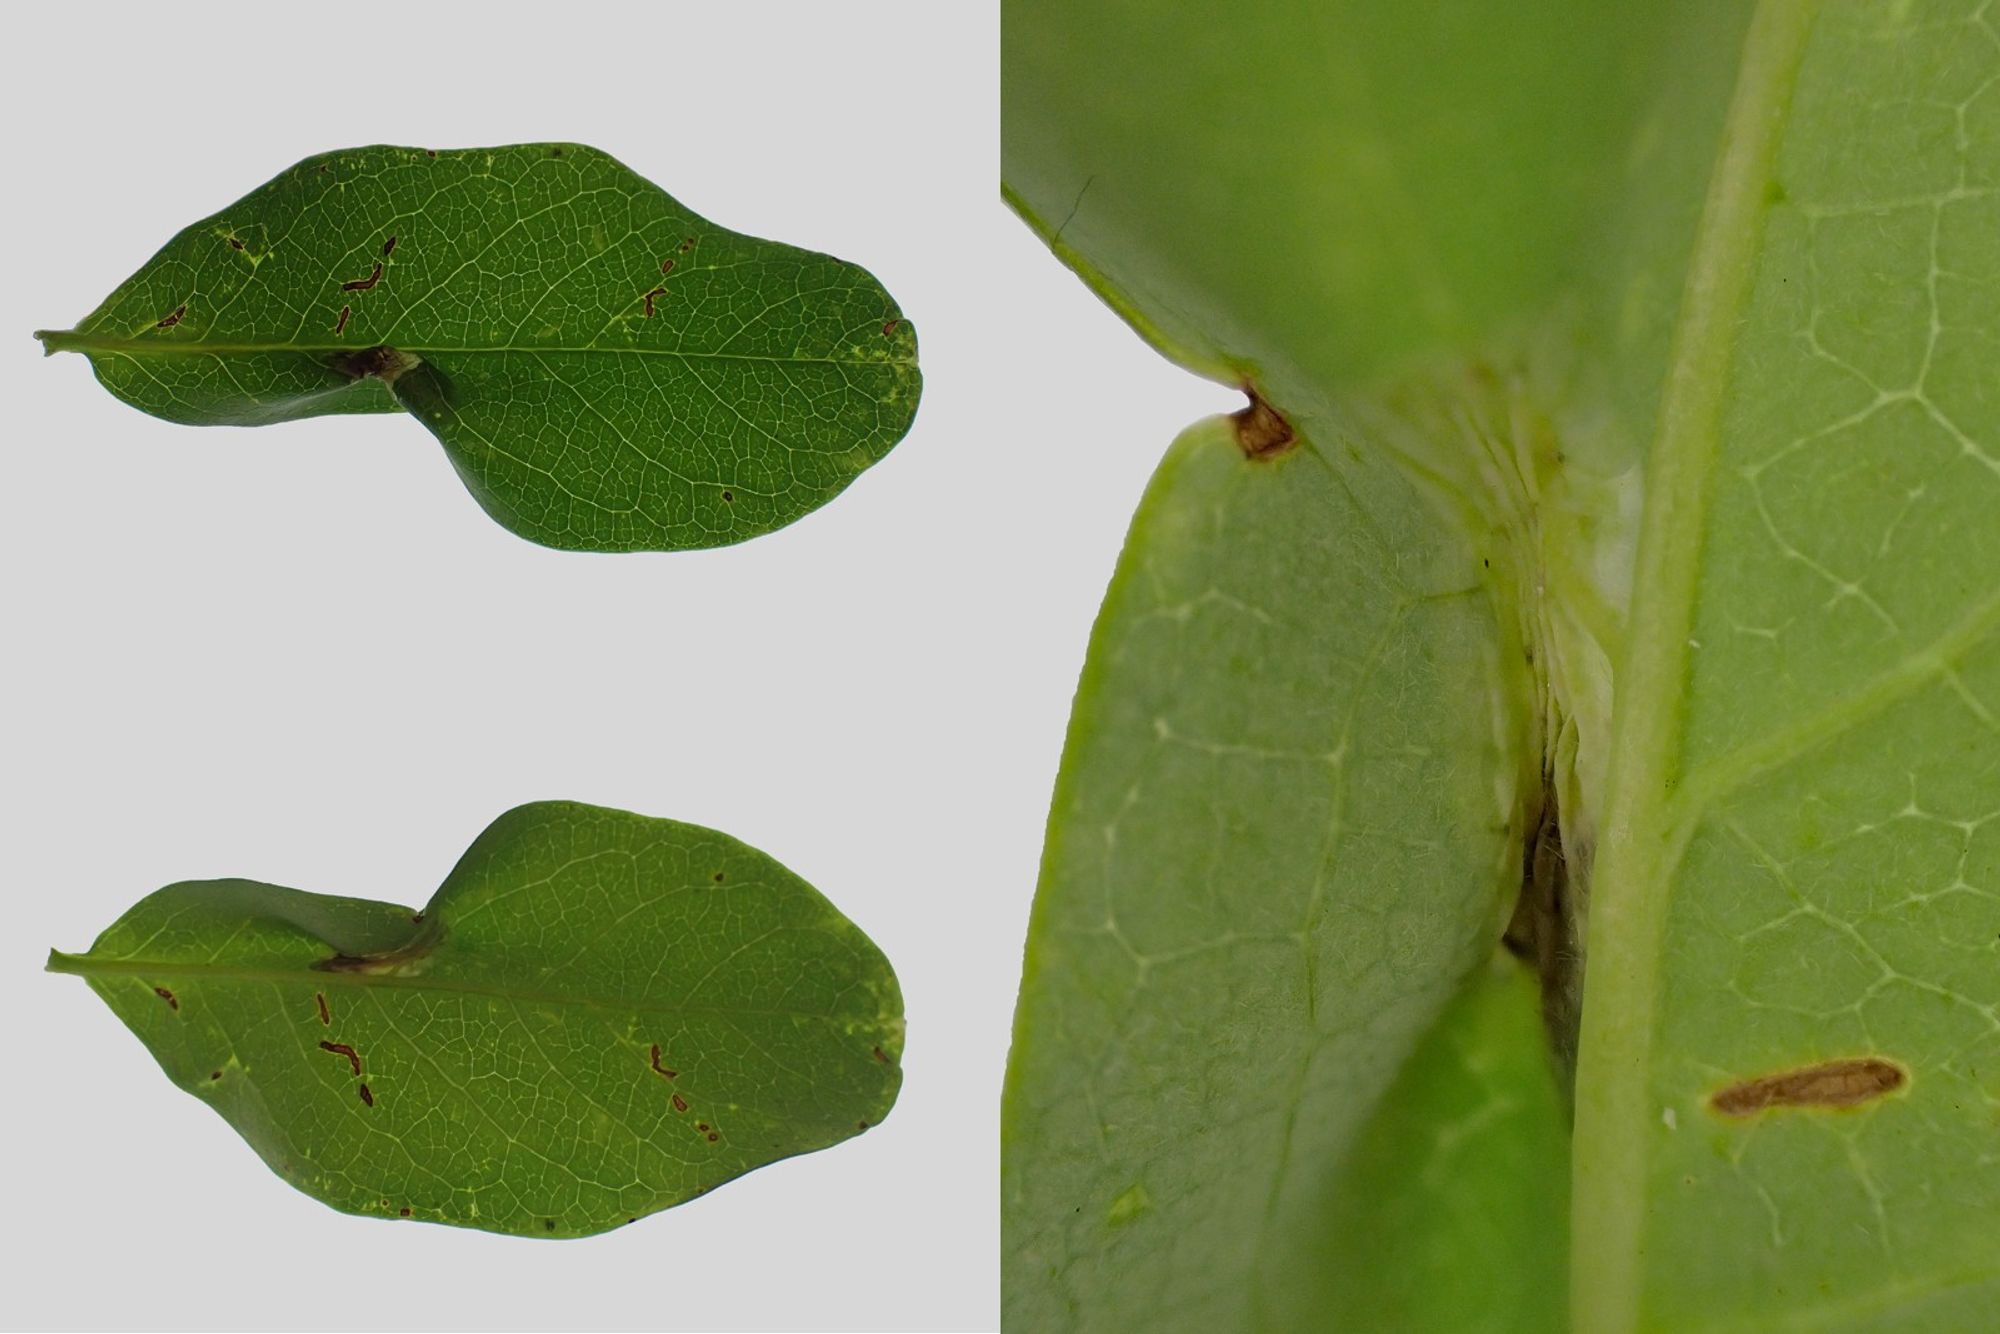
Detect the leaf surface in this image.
<box><xmin>49</xmin><ymin>801</ymin><xmax>903</xmax><ymax>1237</ymax></box>
<box><xmin>1005</xmin><ymin>0</ymin><xmax>2000</xmax><ymax>1328</ymax></box>
<box><xmin>36</xmin><ymin>144</ymin><xmax>920</xmax><ymax>551</ymax></box>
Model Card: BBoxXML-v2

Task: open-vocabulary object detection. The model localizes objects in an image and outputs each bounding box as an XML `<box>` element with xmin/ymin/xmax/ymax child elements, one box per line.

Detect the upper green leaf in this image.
<box><xmin>36</xmin><ymin>144</ymin><xmax>920</xmax><ymax>551</ymax></box>
<box><xmin>48</xmin><ymin>801</ymin><xmax>903</xmax><ymax>1237</ymax></box>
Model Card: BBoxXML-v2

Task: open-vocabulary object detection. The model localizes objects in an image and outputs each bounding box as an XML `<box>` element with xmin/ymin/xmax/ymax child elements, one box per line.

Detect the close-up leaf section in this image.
<box><xmin>48</xmin><ymin>800</ymin><xmax>903</xmax><ymax>1237</ymax></box>
<box><xmin>1004</xmin><ymin>0</ymin><xmax>1999</xmax><ymax>1329</ymax></box>
<box><xmin>36</xmin><ymin>143</ymin><xmax>920</xmax><ymax>551</ymax></box>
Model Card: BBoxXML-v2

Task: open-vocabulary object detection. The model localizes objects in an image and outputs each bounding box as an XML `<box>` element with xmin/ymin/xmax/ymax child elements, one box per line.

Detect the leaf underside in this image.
<box><xmin>49</xmin><ymin>801</ymin><xmax>903</xmax><ymax>1237</ymax></box>
<box><xmin>36</xmin><ymin>143</ymin><xmax>920</xmax><ymax>551</ymax></box>
<box><xmin>1003</xmin><ymin>1</ymin><xmax>2000</xmax><ymax>1330</ymax></box>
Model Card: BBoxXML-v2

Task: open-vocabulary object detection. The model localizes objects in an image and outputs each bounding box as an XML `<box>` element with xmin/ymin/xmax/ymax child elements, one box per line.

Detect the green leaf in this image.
<box><xmin>1005</xmin><ymin>0</ymin><xmax>2000</xmax><ymax>1328</ymax></box>
<box><xmin>35</xmin><ymin>144</ymin><xmax>920</xmax><ymax>551</ymax></box>
<box><xmin>47</xmin><ymin>800</ymin><xmax>903</xmax><ymax>1237</ymax></box>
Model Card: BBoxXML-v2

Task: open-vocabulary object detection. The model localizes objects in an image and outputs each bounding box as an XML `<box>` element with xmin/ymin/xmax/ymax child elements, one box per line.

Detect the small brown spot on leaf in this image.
<box><xmin>332</xmin><ymin>305</ymin><xmax>351</xmax><ymax>336</ymax></box>
<box><xmin>357</xmin><ymin>1083</ymin><xmax>375</xmax><ymax>1107</ymax></box>
<box><xmin>642</xmin><ymin>285</ymin><xmax>667</xmax><ymax>318</ymax></box>
<box><xmin>544</xmin><ymin>1218</ymin><xmax>557</xmax><ymax>1231</ymax></box>
<box><xmin>210</xmin><ymin>1071</ymin><xmax>223</xmax><ymax>1081</ymax></box>
<box><xmin>872</xmin><ymin>1046</ymin><xmax>890</xmax><ymax>1064</ymax></box>
<box><xmin>712</xmin><ymin>871</ymin><xmax>725</xmax><ymax>883</ymax></box>
<box><xmin>671</xmin><ymin>1093</ymin><xmax>689</xmax><ymax>1113</ymax></box>
<box><xmin>1232</xmin><ymin>386</ymin><xmax>1296</xmax><ymax>461</ymax></box>
<box><xmin>154</xmin><ymin>305</ymin><xmax>186</xmax><ymax>331</ymax></box>
<box><xmin>318</xmin><ymin>1041</ymin><xmax>362</xmax><ymax>1076</ymax></box>
<box><xmin>706</xmin><ymin>1132</ymin><xmax>719</xmax><ymax>1142</ymax></box>
<box><xmin>315</xmin><ymin>993</ymin><xmax>330</xmax><ymax>1025</ymax></box>
<box><xmin>1710</xmin><ymin>1057</ymin><xmax>1907</xmax><ymax>1117</ymax></box>
<box><xmin>228</xmin><ymin>237</ymin><xmax>245</xmax><ymax>251</ymax></box>
<box><xmin>857</xmin><ymin>1119</ymin><xmax>869</xmax><ymax>1131</ymax></box>
<box><xmin>648</xmin><ymin>1043</ymin><xmax>678</xmax><ymax>1079</ymax></box>
<box><xmin>398</xmin><ymin>1206</ymin><xmax>411</xmax><ymax>1217</ymax></box>
<box><xmin>341</xmin><ymin>262</ymin><xmax>383</xmax><ymax>293</ymax></box>
<box><xmin>883</xmin><ymin>319</ymin><xmax>899</xmax><ymax>336</ymax></box>
<box><xmin>679</xmin><ymin>236</ymin><xmax>696</xmax><ymax>253</ymax></box>
<box><xmin>660</xmin><ymin>258</ymin><xmax>675</xmax><ymax>276</ymax></box>
<box><xmin>411</xmin><ymin>913</ymin><xmax>425</xmax><ymax>925</ymax></box>
<box><xmin>382</xmin><ymin>235</ymin><xmax>397</xmax><ymax>257</ymax></box>
<box><xmin>720</xmin><ymin>490</ymin><xmax>734</xmax><ymax>504</ymax></box>
<box><xmin>154</xmin><ymin>986</ymin><xmax>178</xmax><ymax>1010</ymax></box>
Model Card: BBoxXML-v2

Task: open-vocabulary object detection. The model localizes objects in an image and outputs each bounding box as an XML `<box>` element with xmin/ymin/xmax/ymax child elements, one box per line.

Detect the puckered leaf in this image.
<box><xmin>49</xmin><ymin>801</ymin><xmax>903</xmax><ymax>1237</ymax></box>
<box><xmin>37</xmin><ymin>144</ymin><xmax>919</xmax><ymax>551</ymax></box>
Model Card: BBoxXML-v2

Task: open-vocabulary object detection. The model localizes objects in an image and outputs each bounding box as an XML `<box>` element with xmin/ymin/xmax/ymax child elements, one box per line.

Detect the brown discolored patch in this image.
<box><xmin>857</xmin><ymin>1119</ymin><xmax>869</xmax><ymax>1131</ymax></box>
<box><xmin>210</xmin><ymin>1071</ymin><xmax>223</xmax><ymax>1081</ymax></box>
<box><xmin>871</xmin><ymin>1046</ymin><xmax>890</xmax><ymax>1064</ymax></box>
<box><xmin>706</xmin><ymin>1132</ymin><xmax>719</xmax><ymax>1143</ymax></box>
<box><xmin>154</xmin><ymin>986</ymin><xmax>178</xmax><ymax>1010</ymax></box>
<box><xmin>341</xmin><ymin>262</ymin><xmax>383</xmax><ymax>293</ymax></box>
<box><xmin>883</xmin><ymin>318</ymin><xmax>899</xmax><ymax>336</ymax></box>
<box><xmin>720</xmin><ymin>491</ymin><xmax>734</xmax><ymax>504</ymax></box>
<box><xmin>315</xmin><ymin>993</ymin><xmax>330</xmax><ymax>1026</ymax></box>
<box><xmin>228</xmin><ymin>237</ymin><xmax>245</xmax><ymax>251</ymax></box>
<box><xmin>332</xmin><ymin>305</ymin><xmax>351</xmax><ymax>336</ymax></box>
<box><xmin>154</xmin><ymin>305</ymin><xmax>186</xmax><ymax>331</ymax></box>
<box><xmin>1231</xmin><ymin>386</ymin><xmax>1296</xmax><ymax>461</ymax></box>
<box><xmin>1710</xmin><ymin>1057</ymin><xmax>1907</xmax><ymax>1117</ymax></box>
<box><xmin>671</xmin><ymin>1093</ymin><xmax>688</xmax><ymax>1114</ymax></box>
<box><xmin>398</xmin><ymin>1206</ymin><xmax>411</xmax><ymax>1217</ymax></box>
<box><xmin>642</xmin><ymin>286</ymin><xmax>667</xmax><ymax>318</ymax></box>
<box><xmin>382</xmin><ymin>235</ymin><xmax>397</xmax><ymax>257</ymax></box>
<box><xmin>319</xmin><ymin>1041</ymin><xmax>362</xmax><ymax>1076</ymax></box>
<box><xmin>357</xmin><ymin>1083</ymin><xmax>375</xmax><ymax>1107</ymax></box>
<box><xmin>648</xmin><ymin>1043</ymin><xmax>678</xmax><ymax>1079</ymax></box>
<box><xmin>679</xmin><ymin>236</ymin><xmax>696</xmax><ymax>253</ymax></box>
<box><xmin>328</xmin><ymin>345</ymin><xmax>418</xmax><ymax>384</ymax></box>
<box><xmin>660</xmin><ymin>258</ymin><xmax>675</xmax><ymax>276</ymax></box>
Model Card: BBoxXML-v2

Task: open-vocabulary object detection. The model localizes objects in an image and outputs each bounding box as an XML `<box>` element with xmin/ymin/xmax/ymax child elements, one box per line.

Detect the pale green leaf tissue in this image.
<box><xmin>1003</xmin><ymin>1</ymin><xmax>2000</xmax><ymax>1329</ymax></box>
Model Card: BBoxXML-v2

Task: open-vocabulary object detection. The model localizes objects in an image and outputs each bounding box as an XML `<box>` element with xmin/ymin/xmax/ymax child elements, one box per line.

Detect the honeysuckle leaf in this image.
<box><xmin>35</xmin><ymin>143</ymin><xmax>920</xmax><ymax>551</ymax></box>
<box><xmin>47</xmin><ymin>801</ymin><xmax>903</xmax><ymax>1237</ymax></box>
<box><xmin>1005</xmin><ymin>0</ymin><xmax>2000</xmax><ymax>1328</ymax></box>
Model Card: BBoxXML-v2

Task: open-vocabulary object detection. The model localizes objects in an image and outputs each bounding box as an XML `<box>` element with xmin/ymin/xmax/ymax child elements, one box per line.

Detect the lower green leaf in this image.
<box><xmin>1002</xmin><ymin>413</ymin><xmax>1533</xmax><ymax>1328</ymax></box>
<box><xmin>48</xmin><ymin>800</ymin><xmax>903</xmax><ymax>1237</ymax></box>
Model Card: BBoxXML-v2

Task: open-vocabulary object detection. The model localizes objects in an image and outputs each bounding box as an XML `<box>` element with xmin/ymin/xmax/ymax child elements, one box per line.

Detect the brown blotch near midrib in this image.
<box><xmin>1231</xmin><ymin>386</ymin><xmax>1296</xmax><ymax>461</ymax></box>
<box><xmin>329</xmin><ymin>344</ymin><xmax>420</xmax><ymax>385</ymax></box>
<box><xmin>1709</xmin><ymin>1057</ymin><xmax>1907</xmax><ymax>1117</ymax></box>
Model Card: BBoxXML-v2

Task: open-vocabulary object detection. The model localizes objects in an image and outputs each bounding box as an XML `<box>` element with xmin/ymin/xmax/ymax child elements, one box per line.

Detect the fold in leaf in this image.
<box><xmin>49</xmin><ymin>801</ymin><xmax>903</xmax><ymax>1237</ymax></box>
<box><xmin>36</xmin><ymin>144</ymin><xmax>920</xmax><ymax>551</ymax></box>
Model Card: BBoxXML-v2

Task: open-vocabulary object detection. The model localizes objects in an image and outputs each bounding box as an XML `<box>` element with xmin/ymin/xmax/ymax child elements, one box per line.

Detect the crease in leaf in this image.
<box><xmin>48</xmin><ymin>800</ymin><xmax>903</xmax><ymax>1238</ymax></box>
<box><xmin>35</xmin><ymin>143</ymin><xmax>921</xmax><ymax>551</ymax></box>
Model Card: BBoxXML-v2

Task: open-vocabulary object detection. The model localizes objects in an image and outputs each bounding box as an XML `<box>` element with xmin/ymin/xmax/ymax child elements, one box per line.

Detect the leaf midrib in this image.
<box><xmin>36</xmin><ymin>331</ymin><xmax>914</xmax><ymax>370</ymax></box>
<box><xmin>1569</xmin><ymin>4</ymin><xmax>1818</xmax><ymax>1331</ymax></box>
<box><xmin>46</xmin><ymin>950</ymin><xmax>885</xmax><ymax>1028</ymax></box>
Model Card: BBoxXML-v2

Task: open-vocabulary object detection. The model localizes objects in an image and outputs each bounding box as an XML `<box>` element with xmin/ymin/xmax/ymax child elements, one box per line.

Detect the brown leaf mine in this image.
<box><xmin>1709</xmin><ymin>1057</ymin><xmax>1907</xmax><ymax>1117</ymax></box>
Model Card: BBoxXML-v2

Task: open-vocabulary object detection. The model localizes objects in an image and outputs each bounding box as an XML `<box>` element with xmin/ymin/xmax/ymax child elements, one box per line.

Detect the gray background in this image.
<box><xmin>0</xmin><ymin>3</ymin><xmax>1232</xmax><ymax>1329</ymax></box>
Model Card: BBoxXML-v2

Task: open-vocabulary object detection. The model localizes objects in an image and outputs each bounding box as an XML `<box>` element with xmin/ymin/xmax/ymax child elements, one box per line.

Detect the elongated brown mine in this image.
<box><xmin>1709</xmin><ymin>1057</ymin><xmax>1906</xmax><ymax>1116</ymax></box>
